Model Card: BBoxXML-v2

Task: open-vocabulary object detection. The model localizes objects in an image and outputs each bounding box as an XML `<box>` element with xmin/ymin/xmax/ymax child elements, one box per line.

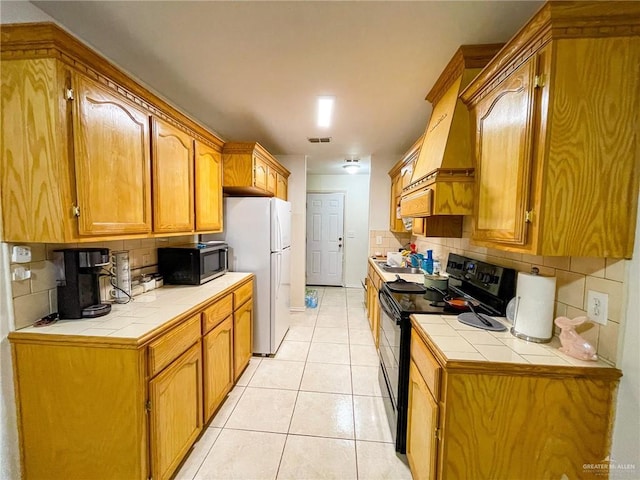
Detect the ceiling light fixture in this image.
<box><xmin>317</xmin><ymin>96</ymin><xmax>335</xmax><ymax>128</ymax></box>
<box><xmin>343</xmin><ymin>158</ymin><xmax>360</xmax><ymax>174</ymax></box>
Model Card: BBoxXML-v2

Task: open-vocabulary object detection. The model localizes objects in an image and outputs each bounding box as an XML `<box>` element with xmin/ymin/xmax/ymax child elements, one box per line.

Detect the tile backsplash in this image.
<box><xmin>368</xmin><ymin>230</ymin><xmax>411</xmax><ymax>257</ymax></box>
<box><xmin>8</xmin><ymin>235</ymin><xmax>196</xmax><ymax>329</ymax></box>
<box><xmin>408</xmin><ymin>219</ymin><xmax>628</xmax><ymax>366</ymax></box>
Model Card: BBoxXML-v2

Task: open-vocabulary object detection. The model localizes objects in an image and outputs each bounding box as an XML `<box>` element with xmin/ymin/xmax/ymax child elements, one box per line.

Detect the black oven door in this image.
<box><xmin>378</xmin><ymin>289</ymin><xmax>402</xmax><ymax>410</ymax></box>
<box><xmin>378</xmin><ymin>286</ymin><xmax>412</xmax><ymax>454</ymax></box>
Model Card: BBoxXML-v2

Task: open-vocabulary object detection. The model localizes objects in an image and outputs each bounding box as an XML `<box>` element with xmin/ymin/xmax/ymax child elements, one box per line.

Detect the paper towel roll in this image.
<box><xmin>387</xmin><ymin>252</ymin><xmax>403</xmax><ymax>266</ymax></box>
<box><xmin>512</xmin><ymin>272</ymin><xmax>557</xmax><ymax>342</ymax></box>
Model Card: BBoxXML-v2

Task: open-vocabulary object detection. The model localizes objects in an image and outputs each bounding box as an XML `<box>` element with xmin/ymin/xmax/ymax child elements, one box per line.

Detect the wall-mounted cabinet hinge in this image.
<box><xmin>435</xmin><ymin>428</ymin><xmax>441</xmax><ymax>440</ymax></box>
<box><xmin>145</xmin><ymin>400</ymin><xmax>151</xmax><ymax>413</ymax></box>
<box><xmin>525</xmin><ymin>210</ymin><xmax>534</xmax><ymax>223</ymax></box>
<box><xmin>72</xmin><ymin>205</ymin><xmax>81</xmax><ymax>217</ymax></box>
<box><xmin>65</xmin><ymin>88</ymin><xmax>74</xmax><ymax>101</ymax></box>
<box><xmin>534</xmin><ymin>75</ymin><xmax>546</xmax><ymax>89</ymax></box>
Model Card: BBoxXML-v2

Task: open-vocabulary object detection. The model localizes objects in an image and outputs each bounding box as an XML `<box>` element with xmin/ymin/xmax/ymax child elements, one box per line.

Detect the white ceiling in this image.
<box><xmin>31</xmin><ymin>0</ymin><xmax>543</xmax><ymax>175</ymax></box>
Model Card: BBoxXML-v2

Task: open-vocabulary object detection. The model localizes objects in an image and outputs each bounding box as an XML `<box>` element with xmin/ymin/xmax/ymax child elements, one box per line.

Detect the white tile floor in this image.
<box><xmin>176</xmin><ymin>286</ymin><xmax>412</xmax><ymax>480</ymax></box>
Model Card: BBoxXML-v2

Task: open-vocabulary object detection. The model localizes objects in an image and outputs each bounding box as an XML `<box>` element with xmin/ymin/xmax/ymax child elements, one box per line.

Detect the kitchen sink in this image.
<box><xmin>376</xmin><ymin>262</ymin><xmax>422</xmax><ymax>274</ymax></box>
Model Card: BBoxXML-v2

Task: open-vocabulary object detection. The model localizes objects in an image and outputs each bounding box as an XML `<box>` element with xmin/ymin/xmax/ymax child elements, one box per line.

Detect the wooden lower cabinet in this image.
<box><xmin>408</xmin><ymin>322</ymin><xmax>622</xmax><ymax>480</ymax></box>
<box><xmin>10</xmin><ymin>342</ymin><xmax>148</xmax><ymax>480</ymax></box>
<box><xmin>9</xmin><ymin>275</ymin><xmax>254</xmax><ymax>480</ymax></box>
<box><xmin>149</xmin><ymin>342</ymin><xmax>203</xmax><ymax>480</ymax></box>
<box><xmin>367</xmin><ymin>260</ymin><xmax>382</xmax><ymax>347</ymax></box>
<box><xmin>203</xmin><ymin>316</ymin><xmax>234</xmax><ymax>421</ymax></box>
<box><xmin>234</xmin><ymin>298</ymin><xmax>253</xmax><ymax>380</ymax></box>
<box><xmin>407</xmin><ymin>361</ymin><xmax>439</xmax><ymax>480</ymax></box>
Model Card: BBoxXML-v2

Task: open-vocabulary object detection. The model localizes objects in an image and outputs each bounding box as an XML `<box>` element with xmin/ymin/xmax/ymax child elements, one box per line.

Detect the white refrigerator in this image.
<box><xmin>204</xmin><ymin>197</ymin><xmax>291</xmax><ymax>355</ymax></box>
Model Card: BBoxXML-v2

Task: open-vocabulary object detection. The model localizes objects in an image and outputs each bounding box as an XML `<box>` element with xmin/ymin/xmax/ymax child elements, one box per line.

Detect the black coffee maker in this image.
<box><xmin>53</xmin><ymin>248</ymin><xmax>112</xmax><ymax>319</ymax></box>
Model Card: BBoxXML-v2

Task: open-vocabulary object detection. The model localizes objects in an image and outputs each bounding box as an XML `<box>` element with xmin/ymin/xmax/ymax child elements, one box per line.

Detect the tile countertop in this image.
<box><xmin>11</xmin><ymin>272</ymin><xmax>253</xmax><ymax>343</ymax></box>
<box><xmin>411</xmin><ymin>314</ymin><xmax>614</xmax><ymax>369</ymax></box>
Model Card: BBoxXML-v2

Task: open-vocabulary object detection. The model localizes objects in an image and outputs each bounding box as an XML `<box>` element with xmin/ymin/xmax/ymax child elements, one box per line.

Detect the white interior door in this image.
<box><xmin>306</xmin><ymin>193</ymin><xmax>344</xmax><ymax>286</ymax></box>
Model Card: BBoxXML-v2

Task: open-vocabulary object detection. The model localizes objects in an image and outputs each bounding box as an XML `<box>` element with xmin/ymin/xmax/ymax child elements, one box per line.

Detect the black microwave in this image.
<box><xmin>158</xmin><ymin>242</ymin><xmax>228</xmax><ymax>285</ymax></box>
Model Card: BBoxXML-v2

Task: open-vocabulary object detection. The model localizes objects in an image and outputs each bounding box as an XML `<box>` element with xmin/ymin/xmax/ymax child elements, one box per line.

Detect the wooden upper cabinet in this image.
<box><xmin>471</xmin><ymin>55</ymin><xmax>537</xmax><ymax>246</ymax></box>
<box><xmin>74</xmin><ymin>74</ymin><xmax>153</xmax><ymax>236</ymax></box>
<box><xmin>0</xmin><ymin>23</ymin><xmax>224</xmax><ymax>243</ymax></box>
<box><xmin>276</xmin><ymin>173</ymin><xmax>287</xmax><ymax>200</ymax></box>
<box><xmin>461</xmin><ymin>2</ymin><xmax>640</xmax><ymax>258</ymax></box>
<box><xmin>253</xmin><ymin>156</ymin><xmax>269</xmax><ymax>191</ymax></box>
<box><xmin>266</xmin><ymin>167</ymin><xmax>277</xmax><ymax>195</ymax></box>
<box><xmin>195</xmin><ymin>141</ymin><xmax>223</xmax><ymax>232</ymax></box>
<box><xmin>388</xmin><ymin>136</ymin><xmax>421</xmax><ymax>233</ymax></box>
<box><xmin>152</xmin><ymin>118</ymin><xmax>195</xmax><ymax>233</ymax></box>
<box><xmin>1</xmin><ymin>57</ymin><xmax>75</xmax><ymax>242</ymax></box>
<box><xmin>222</xmin><ymin>142</ymin><xmax>290</xmax><ymax>199</ymax></box>
<box><xmin>1</xmin><ymin>58</ymin><xmax>154</xmax><ymax>241</ymax></box>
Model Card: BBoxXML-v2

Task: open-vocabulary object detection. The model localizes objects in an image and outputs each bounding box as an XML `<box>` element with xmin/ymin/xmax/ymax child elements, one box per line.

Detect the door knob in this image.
<box><xmin>339</xmin><ymin>244</ymin><xmax>343</xmax><ymax>248</ymax></box>
<box><xmin>338</xmin><ymin>237</ymin><xmax>343</xmax><ymax>241</ymax></box>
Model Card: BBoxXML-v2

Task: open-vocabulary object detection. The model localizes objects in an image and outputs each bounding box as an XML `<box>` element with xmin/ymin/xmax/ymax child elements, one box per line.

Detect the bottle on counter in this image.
<box><xmin>423</xmin><ymin>250</ymin><xmax>434</xmax><ymax>275</ymax></box>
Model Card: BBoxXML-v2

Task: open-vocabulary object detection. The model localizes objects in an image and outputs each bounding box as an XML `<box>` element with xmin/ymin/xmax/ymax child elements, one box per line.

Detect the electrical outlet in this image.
<box><xmin>376</xmin><ymin>235</ymin><xmax>383</xmax><ymax>245</ymax></box>
<box><xmin>11</xmin><ymin>265</ymin><xmax>31</xmax><ymax>281</ymax></box>
<box><xmin>587</xmin><ymin>290</ymin><xmax>608</xmax><ymax>325</ymax></box>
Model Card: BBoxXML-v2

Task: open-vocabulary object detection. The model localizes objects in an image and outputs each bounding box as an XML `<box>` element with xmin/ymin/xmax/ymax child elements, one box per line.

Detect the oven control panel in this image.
<box><xmin>446</xmin><ymin>253</ymin><xmax>515</xmax><ymax>299</ymax></box>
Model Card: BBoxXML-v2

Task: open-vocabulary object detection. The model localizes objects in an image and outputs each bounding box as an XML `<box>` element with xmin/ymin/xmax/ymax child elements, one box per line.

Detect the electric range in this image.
<box><xmin>377</xmin><ymin>253</ymin><xmax>516</xmax><ymax>453</ymax></box>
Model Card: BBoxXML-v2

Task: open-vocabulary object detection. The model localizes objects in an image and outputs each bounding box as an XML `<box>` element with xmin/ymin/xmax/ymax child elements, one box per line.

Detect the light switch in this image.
<box><xmin>376</xmin><ymin>236</ymin><xmax>383</xmax><ymax>245</ymax></box>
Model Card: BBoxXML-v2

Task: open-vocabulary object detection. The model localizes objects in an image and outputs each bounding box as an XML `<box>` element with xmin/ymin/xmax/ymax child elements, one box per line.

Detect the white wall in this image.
<box><xmin>611</xmin><ymin>192</ymin><xmax>640</xmax><ymax>471</ymax></box>
<box><xmin>1</xmin><ymin>4</ymin><xmax>56</xmax><ymax>479</ymax></box>
<box><xmin>307</xmin><ymin>172</ymin><xmax>370</xmax><ymax>288</ymax></box>
<box><xmin>277</xmin><ymin>155</ymin><xmax>307</xmax><ymax>311</ymax></box>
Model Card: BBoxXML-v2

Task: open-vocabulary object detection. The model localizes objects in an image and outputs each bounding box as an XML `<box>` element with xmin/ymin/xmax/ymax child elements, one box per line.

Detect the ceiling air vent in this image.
<box><xmin>307</xmin><ymin>137</ymin><xmax>332</xmax><ymax>143</ymax></box>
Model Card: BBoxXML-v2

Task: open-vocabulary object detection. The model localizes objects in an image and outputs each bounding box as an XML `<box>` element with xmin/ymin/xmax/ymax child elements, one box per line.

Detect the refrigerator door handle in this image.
<box><xmin>275</xmin><ymin>211</ymin><xmax>282</xmax><ymax>252</ymax></box>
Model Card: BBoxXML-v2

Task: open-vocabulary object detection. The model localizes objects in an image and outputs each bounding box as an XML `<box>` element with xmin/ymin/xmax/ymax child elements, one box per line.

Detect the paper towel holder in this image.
<box><xmin>510</xmin><ymin>267</ymin><xmax>556</xmax><ymax>344</ymax></box>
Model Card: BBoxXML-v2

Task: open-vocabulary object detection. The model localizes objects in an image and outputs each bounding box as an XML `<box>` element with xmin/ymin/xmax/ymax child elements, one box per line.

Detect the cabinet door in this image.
<box><xmin>267</xmin><ymin>168</ymin><xmax>277</xmax><ymax>195</ymax></box>
<box><xmin>367</xmin><ymin>276</ymin><xmax>375</xmax><ymax>330</ymax></box>
<box><xmin>400</xmin><ymin>162</ymin><xmax>414</xmax><ymax>189</ymax></box>
<box><xmin>472</xmin><ymin>56</ymin><xmax>537</xmax><ymax>245</ymax></box>
<box><xmin>203</xmin><ymin>317</ymin><xmax>233</xmax><ymax>422</ymax></box>
<box><xmin>389</xmin><ymin>174</ymin><xmax>404</xmax><ymax>232</ymax></box>
<box><xmin>152</xmin><ymin>118</ymin><xmax>194</xmax><ymax>233</ymax></box>
<box><xmin>73</xmin><ymin>74</ymin><xmax>152</xmax><ymax>235</ymax></box>
<box><xmin>253</xmin><ymin>157</ymin><xmax>268</xmax><ymax>191</ymax></box>
<box><xmin>195</xmin><ymin>141</ymin><xmax>223</xmax><ymax>232</ymax></box>
<box><xmin>149</xmin><ymin>342</ymin><xmax>203</xmax><ymax>480</ymax></box>
<box><xmin>276</xmin><ymin>173</ymin><xmax>288</xmax><ymax>200</ymax></box>
<box><xmin>372</xmin><ymin>287</ymin><xmax>380</xmax><ymax>348</ymax></box>
<box><xmin>234</xmin><ymin>300</ymin><xmax>253</xmax><ymax>381</ymax></box>
<box><xmin>407</xmin><ymin>360</ymin><xmax>439</xmax><ymax>480</ymax></box>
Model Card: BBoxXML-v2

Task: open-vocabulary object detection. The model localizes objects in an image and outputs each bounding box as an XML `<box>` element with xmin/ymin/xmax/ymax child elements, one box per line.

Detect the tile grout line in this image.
<box><xmin>345</xmin><ymin>287</ymin><xmax>361</xmax><ymax>480</ymax></box>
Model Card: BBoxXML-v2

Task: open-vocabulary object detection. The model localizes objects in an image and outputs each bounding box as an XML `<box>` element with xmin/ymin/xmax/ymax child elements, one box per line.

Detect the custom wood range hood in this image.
<box><xmin>400</xmin><ymin>44</ymin><xmax>503</xmax><ymax>219</ymax></box>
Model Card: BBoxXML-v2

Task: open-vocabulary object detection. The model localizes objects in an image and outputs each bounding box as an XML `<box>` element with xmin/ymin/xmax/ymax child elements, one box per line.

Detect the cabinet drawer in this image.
<box><xmin>411</xmin><ymin>333</ymin><xmax>441</xmax><ymax>399</ymax></box>
<box><xmin>202</xmin><ymin>294</ymin><xmax>233</xmax><ymax>333</ymax></box>
<box><xmin>400</xmin><ymin>188</ymin><xmax>433</xmax><ymax>217</ymax></box>
<box><xmin>149</xmin><ymin>314</ymin><xmax>201</xmax><ymax>376</ymax></box>
<box><xmin>234</xmin><ymin>281</ymin><xmax>253</xmax><ymax>309</ymax></box>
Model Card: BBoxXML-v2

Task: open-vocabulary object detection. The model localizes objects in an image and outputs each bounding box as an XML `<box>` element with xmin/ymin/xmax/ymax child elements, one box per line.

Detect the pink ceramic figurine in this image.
<box><xmin>554</xmin><ymin>316</ymin><xmax>598</xmax><ymax>361</ymax></box>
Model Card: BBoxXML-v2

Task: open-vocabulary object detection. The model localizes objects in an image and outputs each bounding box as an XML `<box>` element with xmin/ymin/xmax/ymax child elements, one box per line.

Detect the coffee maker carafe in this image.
<box><xmin>53</xmin><ymin>248</ymin><xmax>112</xmax><ymax>319</ymax></box>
